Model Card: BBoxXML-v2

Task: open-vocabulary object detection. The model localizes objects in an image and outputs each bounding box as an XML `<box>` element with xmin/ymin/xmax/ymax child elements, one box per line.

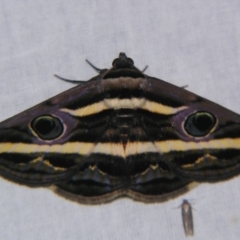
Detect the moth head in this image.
<box><xmin>103</xmin><ymin>52</ymin><xmax>144</xmax><ymax>79</ymax></box>
<box><xmin>184</xmin><ymin>111</ymin><xmax>216</xmax><ymax>137</ymax></box>
<box><xmin>31</xmin><ymin>115</ymin><xmax>64</xmax><ymax>140</ymax></box>
<box><xmin>112</xmin><ymin>52</ymin><xmax>134</xmax><ymax>68</ymax></box>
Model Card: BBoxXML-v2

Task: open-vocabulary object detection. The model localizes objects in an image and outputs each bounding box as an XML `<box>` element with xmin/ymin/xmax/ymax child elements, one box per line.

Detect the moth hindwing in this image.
<box><xmin>0</xmin><ymin>52</ymin><xmax>240</xmax><ymax>204</ymax></box>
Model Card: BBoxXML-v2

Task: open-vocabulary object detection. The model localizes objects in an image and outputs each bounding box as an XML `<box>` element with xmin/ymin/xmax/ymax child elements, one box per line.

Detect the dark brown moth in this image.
<box><xmin>0</xmin><ymin>53</ymin><xmax>240</xmax><ymax>204</ymax></box>
<box><xmin>181</xmin><ymin>200</ymin><xmax>194</xmax><ymax>236</ymax></box>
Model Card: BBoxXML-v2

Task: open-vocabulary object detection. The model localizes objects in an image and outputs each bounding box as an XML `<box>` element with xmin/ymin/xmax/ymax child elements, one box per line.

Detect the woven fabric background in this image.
<box><xmin>0</xmin><ymin>1</ymin><xmax>240</xmax><ymax>239</ymax></box>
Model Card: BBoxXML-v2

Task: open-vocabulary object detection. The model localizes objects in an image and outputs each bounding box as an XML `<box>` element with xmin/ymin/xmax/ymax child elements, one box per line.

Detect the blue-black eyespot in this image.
<box><xmin>184</xmin><ymin>111</ymin><xmax>216</xmax><ymax>137</ymax></box>
<box><xmin>31</xmin><ymin>115</ymin><xmax>63</xmax><ymax>140</ymax></box>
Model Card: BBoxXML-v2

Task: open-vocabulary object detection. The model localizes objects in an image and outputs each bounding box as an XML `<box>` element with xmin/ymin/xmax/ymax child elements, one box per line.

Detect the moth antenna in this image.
<box><xmin>181</xmin><ymin>85</ymin><xmax>188</xmax><ymax>89</ymax></box>
<box><xmin>54</xmin><ymin>74</ymin><xmax>86</xmax><ymax>84</ymax></box>
<box><xmin>142</xmin><ymin>65</ymin><xmax>148</xmax><ymax>73</ymax></box>
<box><xmin>85</xmin><ymin>59</ymin><xmax>102</xmax><ymax>73</ymax></box>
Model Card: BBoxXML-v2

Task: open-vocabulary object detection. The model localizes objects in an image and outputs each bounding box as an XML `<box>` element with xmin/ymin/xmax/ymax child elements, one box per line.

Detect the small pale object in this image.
<box><xmin>181</xmin><ymin>200</ymin><xmax>194</xmax><ymax>236</ymax></box>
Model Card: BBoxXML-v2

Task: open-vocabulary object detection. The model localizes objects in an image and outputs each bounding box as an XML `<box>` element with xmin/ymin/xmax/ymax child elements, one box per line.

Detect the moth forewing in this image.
<box><xmin>181</xmin><ymin>200</ymin><xmax>194</xmax><ymax>236</ymax></box>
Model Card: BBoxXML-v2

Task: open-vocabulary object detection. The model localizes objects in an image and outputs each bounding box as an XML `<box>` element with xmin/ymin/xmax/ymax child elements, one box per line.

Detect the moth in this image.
<box><xmin>181</xmin><ymin>200</ymin><xmax>194</xmax><ymax>236</ymax></box>
<box><xmin>0</xmin><ymin>52</ymin><xmax>240</xmax><ymax>204</ymax></box>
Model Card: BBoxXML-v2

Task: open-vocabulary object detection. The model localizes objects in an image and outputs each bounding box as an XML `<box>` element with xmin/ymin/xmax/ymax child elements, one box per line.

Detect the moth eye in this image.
<box><xmin>184</xmin><ymin>111</ymin><xmax>216</xmax><ymax>137</ymax></box>
<box><xmin>31</xmin><ymin>115</ymin><xmax>63</xmax><ymax>140</ymax></box>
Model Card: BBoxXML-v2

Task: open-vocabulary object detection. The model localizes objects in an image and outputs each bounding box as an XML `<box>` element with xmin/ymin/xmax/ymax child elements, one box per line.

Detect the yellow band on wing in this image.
<box><xmin>61</xmin><ymin>98</ymin><xmax>188</xmax><ymax>117</ymax></box>
<box><xmin>0</xmin><ymin>138</ymin><xmax>239</xmax><ymax>158</ymax></box>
